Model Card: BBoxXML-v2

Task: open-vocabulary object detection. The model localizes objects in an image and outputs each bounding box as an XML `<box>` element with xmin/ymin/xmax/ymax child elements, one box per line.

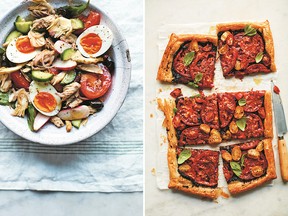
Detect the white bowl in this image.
<box><xmin>0</xmin><ymin>0</ymin><xmax>131</xmax><ymax>145</ymax></box>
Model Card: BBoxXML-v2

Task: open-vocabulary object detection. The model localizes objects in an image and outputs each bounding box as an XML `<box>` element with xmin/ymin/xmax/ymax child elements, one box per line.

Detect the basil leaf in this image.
<box><xmin>178</xmin><ymin>149</ymin><xmax>192</xmax><ymax>165</ymax></box>
<box><xmin>240</xmin><ymin>153</ymin><xmax>246</xmax><ymax>167</ymax></box>
<box><xmin>56</xmin><ymin>0</ymin><xmax>90</xmax><ymax>18</ymax></box>
<box><xmin>183</xmin><ymin>51</ymin><xmax>195</xmax><ymax>67</ymax></box>
<box><xmin>238</xmin><ymin>98</ymin><xmax>246</xmax><ymax>106</ymax></box>
<box><xmin>230</xmin><ymin>161</ymin><xmax>242</xmax><ymax>177</ymax></box>
<box><xmin>236</xmin><ymin>117</ymin><xmax>247</xmax><ymax>131</ymax></box>
<box><xmin>188</xmin><ymin>82</ymin><xmax>198</xmax><ymax>88</ymax></box>
<box><xmin>244</xmin><ymin>25</ymin><xmax>257</xmax><ymax>36</ymax></box>
<box><xmin>190</xmin><ymin>94</ymin><xmax>201</xmax><ymax>99</ymax></box>
<box><xmin>255</xmin><ymin>52</ymin><xmax>264</xmax><ymax>63</ymax></box>
<box><xmin>194</xmin><ymin>73</ymin><xmax>203</xmax><ymax>83</ymax></box>
<box><xmin>173</xmin><ymin>107</ymin><xmax>178</xmax><ymax>114</ymax></box>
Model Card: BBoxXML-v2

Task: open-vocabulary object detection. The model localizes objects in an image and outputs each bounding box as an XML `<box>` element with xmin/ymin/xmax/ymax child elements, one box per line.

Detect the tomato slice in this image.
<box><xmin>48</xmin><ymin>68</ymin><xmax>60</xmax><ymax>75</ymax></box>
<box><xmin>80</xmin><ymin>66</ymin><xmax>111</xmax><ymax>99</ymax></box>
<box><xmin>75</xmin><ymin>11</ymin><xmax>101</xmax><ymax>35</ymax></box>
<box><xmin>10</xmin><ymin>71</ymin><xmax>30</xmax><ymax>90</ymax></box>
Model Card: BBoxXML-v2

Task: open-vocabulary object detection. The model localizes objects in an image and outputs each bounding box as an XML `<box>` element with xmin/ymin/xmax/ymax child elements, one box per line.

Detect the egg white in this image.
<box><xmin>76</xmin><ymin>25</ymin><xmax>113</xmax><ymax>58</ymax></box>
<box><xmin>29</xmin><ymin>81</ymin><xmax>62</xmax><ymax>116</ymax></box>
<box><xmin>6</xmin><ymin>36</ymin><xmax>41</xmax><ymax>64</ymax></box>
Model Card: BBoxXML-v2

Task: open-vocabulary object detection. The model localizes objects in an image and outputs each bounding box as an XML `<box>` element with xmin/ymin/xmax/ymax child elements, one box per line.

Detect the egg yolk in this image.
<box><xmin>80</xmin><ymin>33</ymin><xmax>102</xmax><ymax>55</ymax></box>
<box><xmin>16</xmin><ymin>37</ymin><xmax>35</xmax><ymax>53</ymax></box>
<box><xmin>34</xmin><ymin>92</ymin><xmax>57</xmax><ymax>113</ymax></box>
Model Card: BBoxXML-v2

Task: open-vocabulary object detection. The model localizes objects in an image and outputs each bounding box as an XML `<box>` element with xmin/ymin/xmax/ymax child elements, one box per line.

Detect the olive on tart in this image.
<box><xmin>220</xmin><ymin>139</ymin><xmax>276</xmax><ymax>195</ymax></box>
<box><xmin>216</xmin><ymin>20</ymin><xmax>276</xmax><ymax>78</ymax></box>
<box><xmin>157</xmin><ymin>34</ymin><xmax>217</xmax><ymax>89</ymax></box>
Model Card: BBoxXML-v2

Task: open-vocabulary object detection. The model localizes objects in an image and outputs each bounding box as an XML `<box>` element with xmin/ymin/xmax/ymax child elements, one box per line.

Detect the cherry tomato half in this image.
<box><xmin>80</xmin><ymin>66</ymin><xmax>111</xmax><ymax>99</ymax></box>
<box><xmin>75</xmin><ymin>11</ymin><xmax>101</xmax><ymax>35</ymax></box>
<box><xmin>10</xmin><ymin>71</ymin><xmax>30</xmax><ymax>90</ymax></box>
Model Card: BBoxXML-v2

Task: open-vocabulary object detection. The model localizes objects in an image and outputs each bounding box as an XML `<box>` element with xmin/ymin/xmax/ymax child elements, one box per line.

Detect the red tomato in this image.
<box><xmin>80</xmin><ymin>67</ymin><xmax>111</xmax><ymax>99</ymax></box>
<box><xmin>273</xmin><ymin>85</ymin><xmax>280</xmax><ymax>94</ymax></box>
<box><xmin>48</xmin><ymin>68</ymin><xmax>60</xmax><ymax>75</ymax></box>
<box><xmin>74</xmin><ymin>11</ymin><xmax>101</xmax><ymax>35</ymax></box>
<box><xmin>10</xmin><ymin>71</ymin><xmax>30</xmax><ymax>90</ymax></box>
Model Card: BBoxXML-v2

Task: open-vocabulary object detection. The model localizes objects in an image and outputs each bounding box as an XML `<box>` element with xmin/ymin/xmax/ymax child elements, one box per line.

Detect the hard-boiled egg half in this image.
<box><xmin>29</xmin><ymin>81</ymin><xmax>62</xmax><ymax>116</ymax></box>
<box><xmin>76</xmin><ymin>25</ymin><xmax>113</xmax><ymax>58</ymax></box>
<box><xmin>6</xmin><ymin>36</ymin><xmax>41</xmax><ymax>63</ymax></box>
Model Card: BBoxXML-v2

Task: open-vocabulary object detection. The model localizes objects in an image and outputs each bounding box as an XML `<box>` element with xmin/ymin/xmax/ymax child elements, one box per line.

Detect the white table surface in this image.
<box><xmin>145</xmin><ymin>0</ymin><xmax>288</xmax><ymax>215</ymax></box>
<box><xmin>0</xmin><ymin>0</ymin><xmax>143</xmax><ymax>215</ymax></box>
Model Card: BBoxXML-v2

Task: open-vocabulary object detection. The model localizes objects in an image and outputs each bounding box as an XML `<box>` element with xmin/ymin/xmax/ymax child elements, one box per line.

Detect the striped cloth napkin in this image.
<box><xmin>0</xmin><ymin>0</ymin><xmax>143</xmax><ymax>192</ymax></box>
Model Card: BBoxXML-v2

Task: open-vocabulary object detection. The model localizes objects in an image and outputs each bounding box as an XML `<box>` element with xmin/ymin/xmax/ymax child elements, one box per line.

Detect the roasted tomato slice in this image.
<box><xmin>10</xmin><ymin>71</ymin><xmax>30</xmax><ymax>90</ymax></box>
<box><xmin>218</xmin><ymin>93</ymin><xmax>236</xmax><ymax>128</ymax></box>
<box><xmin>243</xmin><ymin>91</ymin><xmax>264</xmax><ymax>112</ymax></box>
<box><xmin>80</xmin><ymin>66</ymin><xmax>112</xmax><ymax>99</ymax></box>
<box><xmin>220</xmin><ymin>47</ymin><xmax>238</xmax><ymax>76</ymax></box>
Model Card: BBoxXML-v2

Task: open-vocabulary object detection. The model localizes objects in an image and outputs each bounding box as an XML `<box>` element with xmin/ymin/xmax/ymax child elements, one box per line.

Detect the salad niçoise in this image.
<box><xmin>0</xmin><ymin>0</ymin><xmax>115</xmax><ymax>132</ymax></box>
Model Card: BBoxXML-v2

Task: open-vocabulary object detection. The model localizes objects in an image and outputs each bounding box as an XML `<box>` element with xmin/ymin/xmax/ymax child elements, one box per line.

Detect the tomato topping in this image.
<box><xmin>34</xmin><ymin>92</ymin><xmax>57</xmax><ymax>113</ymax></box>
<box><xmin>75</xmin><ymin>11</ymin><xmax>101</xmax><ymax>35</ymax></box>
<box><xmin>10</xmin><ymin>71</ymin><xmax>30</xmax><ymax>90</ymax></box>
<box><xmin>273</xmin><ymin>85</ymin><xmax>280</xmax><ymax>94</ymax></box>
<box><xmin>80</xmin><ymin>66</ymin><xmax>111</xmax><ymax>99</ymax></box>
<box><xmin>80</xmin><ymin>33</ymin><xmax>102</xmax><ymax>54</ymax></box>
<box><xmin>48</xmin><ymin>68</ymin><xmax>60</xmax><ymax>75</ymax></box>
<box><xmin>16</xmin><ymin>37</ymin><xmax>35</xmax><ymax>53</ymax></box>
<box><xmin>170</xmin><ymin>88</ymin><xmax>182</xmax><ymax>98</ymax></box>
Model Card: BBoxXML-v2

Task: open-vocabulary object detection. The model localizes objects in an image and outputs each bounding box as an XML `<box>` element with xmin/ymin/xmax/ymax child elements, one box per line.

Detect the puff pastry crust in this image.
<box><xmin>216</xmin><ymin>20</ymin><xmax>276</xmax><ymax>75</ymax></box>
<box><xmin>157</xmin><ymin>33</ymin><xmax>217</xmax><ymax>86</ymax></box>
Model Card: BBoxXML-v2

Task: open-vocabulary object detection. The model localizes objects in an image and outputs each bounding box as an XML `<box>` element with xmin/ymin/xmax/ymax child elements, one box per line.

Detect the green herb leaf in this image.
<box><xmin>190</xmin><ymin>94</ymin><xmax>201</xmax><ymax>99</ymax></box>
<box><xmin>240</xmin><ymin>153</ymin><xmax>246</xmax><ymax>167</ymax></box>
<box><xmin>178</xmin><ymin>149</ymin><xmax>192</xmax><ymax>165</ymax></box>
<box><xmin>238</xmin><ymin>98</ymin><xmax>246</xmax><ymax>106</ymax></box>
<box><xmin>183</xmin><ymin>51</ymin><xmax>195</xmax><ymax>67</ymax></box>
<box><xmin>236</xmin><ymin>117</ymin><xmax>247</xmax><ymax>131</ymax></box>
<box><xmin>173</xmin><ymin>107</ymin><xmax>178</xmax><ymax>114</ymax></box>
<box><xmin>0</xmin><ymin>92</ymin><xmax>9</xmax><ymax>106</ymax></box>
<box><xmin>230</xmin><ymin>161</ymin><xmax>242</xmax><ymax>177</ymax></box>
<box><xmin>255</xmin><ymin>52</ymin><xmax>264</xmax><ymax>63</ymax></box>
<box><xmin>188</xmin><ymin>82</ymin><xmax>198</xmax><ymax>88</ymax></box>
<box><xmin>194</xmin><ymin>73</ymin><xmax>203</xmax><ymax>83</ymax></box>
<box><xmin>56</xmin><ymin>0</ymin><xmax>90</xmax><ymax>18</ymax></box>
<box><xmin>27</xmin><ymin>103</ymin><xmax>37</xmax><ymax>132</ymax></box>
<box><xmin>244</xmin><ymin>25</ymin><xmax>257</xmax><ymax>36</ymax></box>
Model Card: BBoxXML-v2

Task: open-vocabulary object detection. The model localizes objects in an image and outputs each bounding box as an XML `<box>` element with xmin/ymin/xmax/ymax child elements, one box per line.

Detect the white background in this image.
<box><xmin>145</xmin><ymin>0</ymin><xmax>288</xmax><ymax>215</ymax></box>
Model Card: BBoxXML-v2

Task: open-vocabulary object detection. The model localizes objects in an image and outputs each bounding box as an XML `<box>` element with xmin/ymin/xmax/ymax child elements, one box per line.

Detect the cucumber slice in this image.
<box><xmin>61</xmin><ymin>48</ymin><xmax>76</xmax><ymax>61</ymax></box>
<box><xmin>72</xmin><ymin>119</ymin><xmax>82</xmax><ymax>129</ymax></box>
<box><xmin>0</xmin><ymin>48</ymin><xmax>5</xmax><ymax>55</ymax></box>
<box><xmin>5</xmin><ymin>30</ymin><xmax>22</xmax><ymax>44</ymax></box>
<box><xmin>71</xmin><ymin>18</ymin><xmax>84</xmax><ymax>30</ymax></box>
<box><xmin>15</xmin><ymin>15</ymin><xmax>25</xmax><ymax>22</ymax></box>
<box><xmin>31</xmin><ymin>70</ymin><xmax>54</xmax><ymax>82</ymax></box>
<box><xmin>60</xmin><ymin>70</ymin><xmax>76</xmax><ymax>85</ymax></box>
<box><xmin>14</xmin><ymin>21</ymin><xmax>32</xmax><ymax>34</ymax></box>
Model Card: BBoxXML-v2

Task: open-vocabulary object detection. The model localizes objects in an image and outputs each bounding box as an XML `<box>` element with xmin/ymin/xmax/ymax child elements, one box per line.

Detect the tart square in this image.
<box><xmin>157</xmin><ymin>33</ymin><xmax>218</xmax><ymax>88</ymax></box>
<box><xmin>216</xmin><ymin>20</ymin><xmax>276</xmax><ymax>78</ymax></box>
<box><xmin>220</xmin><ymin>139</ymin><xmax>276</xmax><ymax>195</ymax></box>
<box><xmin>167</xmin><ymin>147</ymin><xmax>222</xmax><ymax>199</ymax></box>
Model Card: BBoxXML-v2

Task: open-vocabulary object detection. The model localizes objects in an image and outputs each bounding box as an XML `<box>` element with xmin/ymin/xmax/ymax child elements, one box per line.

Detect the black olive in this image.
<box><xmin>103</xmin><ymin>55</ymin><xmax>115</xmax><ymax>73</ymax></box>
<box><xmin>90</xmin><ymin>100</ymin><xmax>104</xmax><ymax>111</ymax></box>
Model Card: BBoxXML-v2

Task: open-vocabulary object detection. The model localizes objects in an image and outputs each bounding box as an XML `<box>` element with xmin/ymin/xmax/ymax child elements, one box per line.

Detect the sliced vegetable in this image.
<box><xmin>54</xmin><ymin>40</ymin><xmax>72</xmax><ymax>54</ymax></box>
<box><xmin>5</xmin><ymin>31</ymin><xmax>22</xmax><ymax>44</ymax></box>
<box><xmin>33</xmin><ymin>112</ymin><xmax>50</xmax><ymax>131</ymax></box>
<box><xmin>14</xmin><ymin>21</ymin><xmax>33</xmax><ymax>34</ymax></box>
<box><xmin>72</xmin><ymin>119</ymin><xmax>82</xmax><ymax>129</ymax></box>
<box><xmin>56</xmin><ymin>0</ymin><xmax>90</xmax><ymax>18</ymax></box>
<box><xmin>88</xmin><ymin>100</ymin><xmax>104</xmax><ymax>111</ymax></box>
<box><xmin>0</xmin><ymin>92</ymin><xmax>9</xmax><ymax>105</ymax></box>
<box><xmin>71</xmin><ymin>18</ymin><xmax>84</xmax><ymax>30</ymax></box>
<box><xmin>80</xmin><ymin>67</ymin><xmax>111</xmax><ymax>99</ymax></box>
<box><xmin>27</xmin><ymin>103</ymin><xmax>37</xmax><ymax>131</ymax></box>
<box><xmin>0</xmin><ymin>48</ymin><xmax>5</xmax><ymax>55</ymax></box>
<box><xmin>10</xmin><ymin>71</ymin><xmax>30</xmax><ymax>89</ymax></box>
<box><xmin>52</xmin><ymin>59</ymin><xmax>77</xmax><ymax>71</ymax></box>
<box><xmin>74</xmin><ymin>11</ymin><xmax>101</xmax><ymax>35</ymax></box>
<box><xmin>77</xmin><ymin>64</ymin><xmax>103</xmax><ymax>74</ymax></box>
<box><xmin>60</xmin><ymin>70</ymin><xmax>76</xmax><ymax>85</ymax></box>
<box><xmin>31</xmin><ymin>70</ymin><xmax>54</xmax><ymax>82</ymax></box>
<box><xmin>57</xmin><ymin>105</ymin><xmax>90</xmax><ymax>121</ymax></box>
<box><xmin>15</xmin><ymin>16</ymin><xmax>25</xmax><ymax>23</ymax></box>
<box><xmin>61</xmin><ymin>48</ymin><xmax>76</xmax><ymax>61</ymax></box>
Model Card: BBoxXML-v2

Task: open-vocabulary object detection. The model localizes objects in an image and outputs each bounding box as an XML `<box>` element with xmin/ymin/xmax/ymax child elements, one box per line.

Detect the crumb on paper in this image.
<box><xmin>149</xmin><ymin>98</ymin><xmax>157</xmax><ymax>104</ymax></box>
<box><xmin>160</xmin><ymin>134</ymin><xmax>167</xmax><ymax>144</ymax></box>
<box><xmin>158</xmin><ymin>88</ymin><xmax>163</xmax><ymax>93</ymax></box>
<box><xmin>150</xmin><ymin>113</ymin><xmax>154</xmax><ymax>118</ymax></box>
<box><xmin>151</xmin><ymin>168</ymin><xmax>156</xmax><ymax>176</ymax></box>
<box><xmin>209</xmin><ymin>26</ymin><xmax>216</xmax><ymax>35</ymax></box>
<box><xmin>253</xmin><ymin>78</ymin><xmax>263</xmax><ymax>85</ymax></box>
